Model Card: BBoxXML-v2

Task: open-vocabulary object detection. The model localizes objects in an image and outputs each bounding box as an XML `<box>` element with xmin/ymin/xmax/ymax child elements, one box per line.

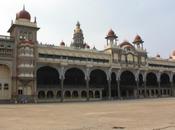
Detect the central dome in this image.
<box><xmin>16</xmin><ymin>6</ymin><xmax>31</xmax><ymax>20</ymax></box>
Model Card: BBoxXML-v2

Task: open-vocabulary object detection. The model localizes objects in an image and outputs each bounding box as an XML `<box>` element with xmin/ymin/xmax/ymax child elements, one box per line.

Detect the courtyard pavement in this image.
<box><xmin>0</xmin><ymin>98</ymin><xmax>175</xmax><ymax>130</ymax></box>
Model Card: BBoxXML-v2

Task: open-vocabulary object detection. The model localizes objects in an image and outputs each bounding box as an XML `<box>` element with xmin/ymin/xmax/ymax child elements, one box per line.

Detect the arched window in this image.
<box><xmin>127</xmin><ymin>54</ymin><xmax>133</xmax><ymax>63</ymax></box>
<box><xmin>121</xmin><ymin>55</ymin><xmax>125</xmax><ymax>62</ymax></box>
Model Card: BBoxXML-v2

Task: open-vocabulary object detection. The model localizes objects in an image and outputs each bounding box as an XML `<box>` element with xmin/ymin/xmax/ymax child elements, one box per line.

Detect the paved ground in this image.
<box><xmin>0</xmin><ymin>98</ymin><xmax>175</xmax><ymax>130</ymax></box>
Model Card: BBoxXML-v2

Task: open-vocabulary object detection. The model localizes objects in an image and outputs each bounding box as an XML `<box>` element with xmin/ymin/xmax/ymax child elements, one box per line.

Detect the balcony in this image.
<box><xmin>18</xmin><ymin>64</ymin><xmax>34</xmax><ymax>68</ymax></box>
<box><xmin>38</xmin><ymin>57</ymin><xmax>109</xmax><ymax>66</ymax></box>
<box><xmin>18</xmin><ymin>73</ymin><xmax>34</xmax><ymax>78</ymax></box>
<box><xmin>0</xmin><ymin>35</ymin><xmax>14</xmax><ymax>41</ymax></box>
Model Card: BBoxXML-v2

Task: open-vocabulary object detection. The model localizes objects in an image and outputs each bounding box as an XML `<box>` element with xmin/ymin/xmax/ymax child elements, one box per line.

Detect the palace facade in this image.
<box><xmin>0</xmin><ymin>7</ymin><xmax>175</xmax><ymax>103</ymax></box>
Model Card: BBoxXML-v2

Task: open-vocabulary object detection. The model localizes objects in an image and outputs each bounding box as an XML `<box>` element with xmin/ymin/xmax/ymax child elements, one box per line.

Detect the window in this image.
<box><xmin>134</xmin><ymin>56</ymin><xmax>138</xmax><ymax>62</ymax></box>
<box><xmin>4</xmin><ymin>83</ymin><xmax>9</xmax><ymax>90</ymax></box>
<box><xmin>18</xmin><ymin>89</ymin><xmax>23</xmax><ymax>95</ymax></box>
<box><xmin>121</xmin><ymin>55</ymin><xmax>126</xmax><ymax>62</ymax></box>
<box><xmin>28</xmin><ymin>32</ymin><xmax>32</xmax><ymax>40</ymax></box>
<box><xmin>127</xmin><ymin>54</ymin><xmax>133</xmax><ymax>63</ymax></box>
<box><xmin>0</xmin><ymin>83</ymin><xmax>2</xmax><ymax>90</ymax></box>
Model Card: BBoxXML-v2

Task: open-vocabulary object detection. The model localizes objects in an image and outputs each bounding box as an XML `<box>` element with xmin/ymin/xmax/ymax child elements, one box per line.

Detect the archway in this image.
<box><xmin>160</xmin><ymin>73</ymin><xmax>170</xmax><ymax>87</ymax></box>
<box><xmin>38</xmin><ymin>91</ymin><xmax>45</xmax><ymax>99</ymax></box>
<box><xmin>146</xmin><ymin>72</ymin><xmax>158</xmax><ymax>97</ymax></box>
<box><xmin>139</xmin><ymin>74</ymin><xmax>144</xmax><ymax>87</ymax></box>
<box><xmin>95</xmin><ymin>91</ymin><xmax>100</xmax><ymax>98</ymax></box>
<box><xmin>120</xmin><ymin>71</ymin><xmax>136</xmax><ymax>98</ymax></box>
<box><xmin>64</xmin><ymin>91</ymin><xmax>71</xmax><ymax>98</ymax></box>
<box><xmin>146</xmin><ymin>72</ymin><xmax>158</xmax><ymax>87</ymax></box>
<box><xmin>89</xmin><ymin>91</ymin><xmax>93</xmax><ymax>98</ymax></box>
<box><xmin>64</xmin><ymin>68</ymin><xmax>85</xmax><ymax>88</ymax></box>
<box><xmin>81</xmin><ymin>91</ymin><xmax>87</xmax><ymax>98</ymax></box>
<box><xmin>72</xmin><ymin>91</ymin><xmax>79</xmax><ymax>98</ymax></box>
<box><xmin>56</xmin><ymin>91</ymin><xmax>61</xmax><ymax>98</ymax></box>
<box><xmin>37</xmin><ymin>66</ymin><xmax>60</xmax><ymax>88</ymax></box>
<box><xmin>47</xmin><ymin>91</ymin><xmax>54</xmax><ymax>99</ymax></box>
<box><xmin>89</xmin><ymin>69</ymin><xmax>107</xmax><ymax>98</ymax></box>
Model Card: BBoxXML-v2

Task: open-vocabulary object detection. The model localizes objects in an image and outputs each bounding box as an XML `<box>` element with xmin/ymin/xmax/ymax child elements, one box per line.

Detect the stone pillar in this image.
<box><xmin>86</xmin><ymin>79</ymin><xmax>89</xmax><ymax>101</ymax></box>
<box><xmin>60</xmin><ymin>66</ymin><xmax>65</xmax><ymax>102</ymax></box>
<box><xmin>144</xmin><ymin>81</ymin><xmax>147</xmax><ymax>97</ymax></box>
<box><xmin>85</xmin><ymin>67</ymin><xmax>90</xmax><ymax>101</ymax></box>
<box><xmin>117</xmin><ymin>80</ymin><xmax>121</xmax><ymax>99</ymax></box>
<box><xmin>157</xmin><ymin>72</ymin><xmax>161</xmax><ymax>97</ymax></box>
<box><xmin>61</xmin><ymin>77</ymin><xmax>64</xmax><ymax>102</ymax></box>
<box><xmin>108</xmin><ymin>79</ymin><xmax>111</xmax><ymax>100</ymax></box>
<box><xmin>136</xmin><ymin>80</ymin><xmax>139</xmax><ymax>98</ymax></box>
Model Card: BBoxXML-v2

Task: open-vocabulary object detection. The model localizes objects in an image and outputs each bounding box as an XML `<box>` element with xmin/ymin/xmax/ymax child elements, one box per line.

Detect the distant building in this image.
<box><xmin>0</xmin><ymin>7</ymin><xmax>175</xmax><ymax>103</ymax></box>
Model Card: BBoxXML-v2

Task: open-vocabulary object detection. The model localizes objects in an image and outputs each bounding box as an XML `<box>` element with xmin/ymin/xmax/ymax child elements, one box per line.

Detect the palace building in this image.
<box><xmin>0</xmin><ymin>7</ymin><xmax>175</xmax><ymax>103</ymax></box>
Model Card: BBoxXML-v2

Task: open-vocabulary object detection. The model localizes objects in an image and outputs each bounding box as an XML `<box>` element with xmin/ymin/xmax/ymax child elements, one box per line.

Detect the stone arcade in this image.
<box><xmin>0</xmin><ymin>7</ymin><xmax>175</xmax><ymax>103</ymax></box>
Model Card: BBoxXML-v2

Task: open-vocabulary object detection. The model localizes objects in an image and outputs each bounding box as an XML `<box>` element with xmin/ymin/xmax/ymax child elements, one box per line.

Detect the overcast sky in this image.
<box><xmin>0</xmin><ymin>0</ymin><xmax>175</xmax><ymax>58</ymax></box>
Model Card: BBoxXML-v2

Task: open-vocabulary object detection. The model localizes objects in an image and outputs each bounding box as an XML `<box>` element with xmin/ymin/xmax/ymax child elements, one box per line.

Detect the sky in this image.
<box><xmin>0</xmin><ymin>0</ymin><xmax>175</xmax><ymax>58</ymax></box>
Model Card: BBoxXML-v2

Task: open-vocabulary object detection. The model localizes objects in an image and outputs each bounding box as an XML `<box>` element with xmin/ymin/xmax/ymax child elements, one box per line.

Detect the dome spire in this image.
<box><xmin>23</xmin><ymin>4</ymin><xmax>25</xmax><ymax>10</ymax></box>
<box><xmin>76</xmin><ymin>21</ymin><xmax>80</xmax><ymax>27</ymax></box>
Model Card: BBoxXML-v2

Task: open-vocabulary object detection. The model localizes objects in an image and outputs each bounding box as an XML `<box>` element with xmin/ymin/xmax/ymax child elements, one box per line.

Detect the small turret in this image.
<box><xmin>105</xmin><ymin>29</ymin><xmax>118</xmax><ymax>46</ymax></box>
<box><xmin>133</xmin><ymin>35</ymin><xmax>144</xmax><ymax>49</ymax></box>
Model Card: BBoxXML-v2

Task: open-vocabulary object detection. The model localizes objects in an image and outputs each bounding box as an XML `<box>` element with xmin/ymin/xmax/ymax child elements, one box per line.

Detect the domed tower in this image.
<box><xmin>7</xmin><ymin>6</ymin><xmax>39</xmax><ymax>102</ymax></box>
<box><xmin>105</xmin><ymin>29</ymin><xmax>118</xmax><ymax>46</ymax></box>
<box><xmin>71</xmin><ymin>21</ymin><xmax>84</xmax><ymax>48</ymax></box>
<box><xmin>133</xmin><ymin>35</ymin><xmax>144</xmax><ymax>49</ymax></box>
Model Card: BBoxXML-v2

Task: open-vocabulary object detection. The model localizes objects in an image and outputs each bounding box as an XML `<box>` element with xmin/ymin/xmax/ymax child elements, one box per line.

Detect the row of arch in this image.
<box><xmin>37</xmin><ymin>66</ymin><xmax>175</xmax><ymax>86</ymax></box>
<box><xmin>37</xmin><ymin>66</ymin><xmax>175</xmax><ymax>99</ymax></box>
<box><xmin>38</xmin><ymin>90</ymin><xmax>101</xmax><ymax>99</ymax></box>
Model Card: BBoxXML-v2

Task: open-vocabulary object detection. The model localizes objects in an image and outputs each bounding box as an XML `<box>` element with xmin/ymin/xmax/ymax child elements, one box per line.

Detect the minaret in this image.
<box><xmin>105</xmin><ymin>29</ymin><xmax>118</xmax><ymax>46</ymax></box>
<box><xmin>71</xmin><ymin>21</ymin><xmax>84</xmax><ymax>48</ymax></box>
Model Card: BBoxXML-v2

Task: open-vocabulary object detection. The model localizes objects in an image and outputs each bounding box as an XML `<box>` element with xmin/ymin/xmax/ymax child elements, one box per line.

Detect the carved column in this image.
<box><xmin>117</xmin><ymin>80</ymin><xmax>121</xmax><ymax>99</ymax></box>
<box><xmin>106</xmin><ymin>69</ymin><xmax>111</xmax><ymax>100</ymax></box>
<box><xmin>60</xmin><ymin>66</ymin><xmax>65</xmax><ymax>102</ymax></box>
<box><xmin>135</xmin><ymin>70</ymin><xmax>140</xmax><ymax>99</ymax></box>
<box><xmin>157</xmin><ymin>72</ymin><xmax>161</xmax><ymax>97</ymax></box>
<box><xmin>61</xmin><ymin>77</ymin><xmax>64</xmax><ymax>102</ymax></box>
<box><xmin>85</xmin><ymin>68</ymin><xmax>90</xmax><ymax>101</ymax></box>
<box><xmin>116</xmin><ymin>70</ymin><xmax>121</xmax><ymax>99</ymax></box>
<box><xmin>143</xmin><ymin>72</ymin><xmax>147</xmax><ymax>97</ymax></box>
<box><xmin>136</xmin><ymin>79</ymin><xmax>139</xmax><ymax>98</ymax></box>
<box><xmin>86</xmin><ymin>79</ymin><xmax>89</xmax><ymax>101</ymax></box>
<box><xmin>107</xmin><ymin>79</ymin><xmax>111</xmax><ymax>100</ymax></box>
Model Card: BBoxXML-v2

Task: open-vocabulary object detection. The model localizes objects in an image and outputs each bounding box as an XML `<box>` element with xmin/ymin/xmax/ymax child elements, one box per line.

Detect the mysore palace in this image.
<box><xmin>0</xmin><ymin>7</ymin><xmax>175</xmax><ymax>103</ymax></box>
